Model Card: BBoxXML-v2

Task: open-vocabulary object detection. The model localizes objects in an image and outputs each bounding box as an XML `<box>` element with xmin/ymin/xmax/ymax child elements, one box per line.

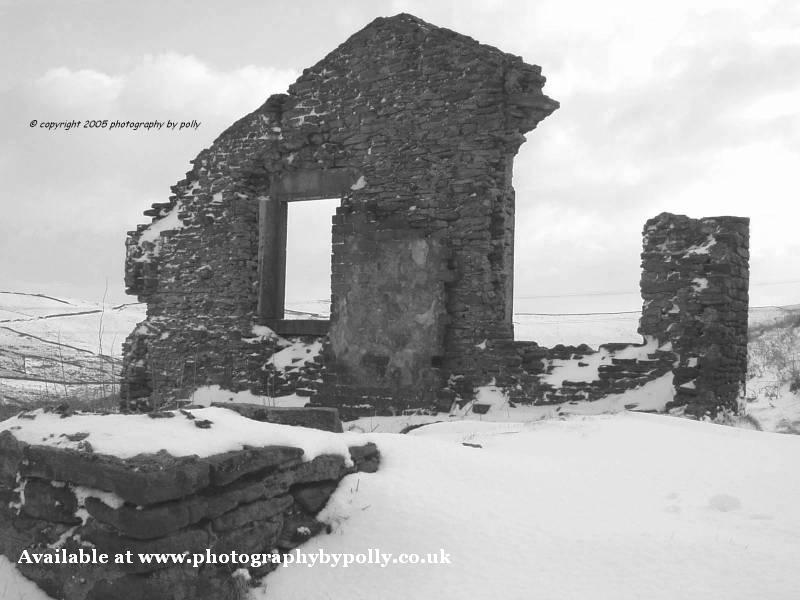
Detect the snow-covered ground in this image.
<box><xmin>1</xmin><ymin>291</ymin><xmax>799</xmax><ymax>598</ymax></box>
<box><xmin>255</xmin><ymin>413</ymin><xmax>800</xmax><ymax>600</ymax></box>
<box><xmin>2</xmin><ymin>410</ymin><xmax>799</xmax><ymax>600</ymax></box>
<box><xmin>0</xmin><ymin>555</ymin><xmax>51</xmax><ymax>600</ymax></box>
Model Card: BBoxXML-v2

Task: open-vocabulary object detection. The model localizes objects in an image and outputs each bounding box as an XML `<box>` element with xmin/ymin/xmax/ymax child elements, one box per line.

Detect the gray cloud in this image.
<box><xmin>1</xmin><ymin>0</ymin><xmax>798</xmax><ymax>310</ymax></box>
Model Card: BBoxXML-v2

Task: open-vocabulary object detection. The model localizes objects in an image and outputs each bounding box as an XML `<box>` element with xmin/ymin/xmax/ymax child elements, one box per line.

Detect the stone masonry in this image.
<box><xmin>467</xmin><ymin>212</ymin><xmax>749</xmax><ymax>418</ymax></box>
<box><xmin>0</xmin><ymin>417</ymin><xmax>379</xmax><ymax>600</ymax></box>
<box><xmin>121</xmin><ymin>14</ymin><xmax>558</xmax><ymax>413</ymax></box>
<box><xmin>121</xmin><ymin>14</ymin><xmax>749</xmax><ymax>418</ymax></box>
<box><xmin>639</xmin><ymin>213</ymin><xmax>750</xmax><ymax>416</ymax></box>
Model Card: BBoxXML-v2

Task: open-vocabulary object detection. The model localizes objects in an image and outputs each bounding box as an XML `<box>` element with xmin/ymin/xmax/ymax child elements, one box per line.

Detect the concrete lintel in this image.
<box><xmin>272</xmin><ymin>168</ymin><xmax>357</xmax><ymax>201</ymax></box>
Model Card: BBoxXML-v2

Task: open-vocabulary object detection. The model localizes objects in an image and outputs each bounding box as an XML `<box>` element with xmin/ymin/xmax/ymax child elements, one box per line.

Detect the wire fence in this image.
<box><xmin>511</xmin><ymin>303</ymin><xmax>800</xmax><ymax>348</ymax></box>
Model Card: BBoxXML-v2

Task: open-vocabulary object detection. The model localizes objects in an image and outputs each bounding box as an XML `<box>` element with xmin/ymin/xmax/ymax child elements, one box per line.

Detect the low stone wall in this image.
<box><xmin>121</xmin><ymin>321</ymin><xmax>325</xmax><ymax>412</ymax></box>
<box><xmin>495</xmin><ymin>340</ymin><xmax>676</xmax><ymax>406</ymax></box>
<box><xmin>0</xmin><ymin>420</ymin><xmax>379</xmax><ymax>600</ymax></box>
<box><xmin>313</xmin><ymin>337</ymin><xmax>676</xmax><ymax>419</ymax></box>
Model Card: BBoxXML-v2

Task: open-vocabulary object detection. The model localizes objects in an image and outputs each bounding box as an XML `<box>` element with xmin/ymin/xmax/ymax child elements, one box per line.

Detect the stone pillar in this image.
<box><xmin>639</xmin><ymin>212</ymin><xmax>749</xmax><ymax>417</ymax></box>
<box><xmin>257</xmin><ymin>196</ymin><xmax>287</xmax><ymax>321</ymax></box>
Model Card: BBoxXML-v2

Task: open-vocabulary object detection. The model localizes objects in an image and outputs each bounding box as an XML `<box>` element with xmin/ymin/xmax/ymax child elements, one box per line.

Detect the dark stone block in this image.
<box><xmin>291</xmin><ymin>481</ymin><xmax>339</xmax><ymax>514</ymax></box>
<box><xmin>0</xmin><ymin>430</ymin><xmax>24</xmax><ymax>489</ymax></box>
<box><xmin>207</xmin><ymin>446</ymin><xmax>304</xmax><ymax>487</ymax></box>
<box><xmin>211</xmin><ymin>495</ymin><xmax>293</xmax><ymax>532</ymax></box>
<box><xmin>84</xmin><ymin>478</ymin><xmax>269</xmax><ymax>539</ymax></box>
<box><xmin>82</xmin><ymin>523</ymin><xmax>212</xmax><ymax>574</ymax></box>
<box><xmin>291</xmin><ymin>454</ymin><xmax>349</xmax><ymax>484</ymax></box>
<box><xmin>213</xmin><ymin>516</ymin><xmax>283</xmax><ymax>556</ymax></box>
<box><xmin>22</xmin><ymin>446</ymin><xmax>211</xmax><ymax>506</ymax></box>
<box><xmin>21</xmin><ymin>479</ymin><xmax>80</xmax><ymax>524</ymax></box>
<box><xmin>211</xmin><ymin>403</ymin><xmax>343</xmax><ymax>432</ymax></box>
<box><xmin>263</xmin><ymin>319</ymin><xmax>330</xmax><ymax>336</ymax></box>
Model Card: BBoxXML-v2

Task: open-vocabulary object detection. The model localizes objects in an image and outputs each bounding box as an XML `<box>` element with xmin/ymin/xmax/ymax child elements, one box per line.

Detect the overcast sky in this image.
<box><xmin>1</xmin><ymin>0</ymin><xmax>798</xmax><ymax>312</ymax></box>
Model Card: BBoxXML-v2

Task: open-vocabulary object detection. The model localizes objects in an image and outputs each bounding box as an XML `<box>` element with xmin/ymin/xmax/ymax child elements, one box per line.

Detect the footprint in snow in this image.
<box><xmin>663</xmin><ymin>492</ymin><xmax>682</xmax><ymax>513</ymax></box>
<box><xmin>748</xmin><ymin>513</ymin><xmax>773</xmax><ymax>521</ymax></box>
<box><xmin>708</xmin><ymin>493</ymin><xmax>742</xmax><ymax>512</ymax></box>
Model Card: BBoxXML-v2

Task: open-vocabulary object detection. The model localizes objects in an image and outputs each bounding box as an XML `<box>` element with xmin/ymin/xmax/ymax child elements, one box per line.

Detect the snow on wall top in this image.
<box><xmin>542</xmin><ymin>337</ymin><xmax>663</xmax><ymax>387</ymax></box>
<box><xmin>137</xmin><ymin>202</ymin><xmax>187</xmax><ymax>247</ymax></box>
<box><xmin>0</xmin><ymin>407</ymin><xmax>354</xmax><ymax>463</ymax></box>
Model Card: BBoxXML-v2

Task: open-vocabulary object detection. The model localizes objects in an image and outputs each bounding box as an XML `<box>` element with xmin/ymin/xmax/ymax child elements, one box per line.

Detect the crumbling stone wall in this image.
<box><xmin>639</xmin><ymin>213</ymin><xmax>750</xmax><ymax>416</ymax></box>
<box><xmin>121</xmin><ymin>94</ymin><xmax>287</xmax><ymax>408</ymax></box>
<box><xmin>120</xmin><ymin>15</ymin><xmax>749</xmax><ymax>417</ymax></box>
<box><xmin>0</xmin><ymin>422</ymin><xmax>379</xmax><ymax>600</ymax></box>
<box><xmin>121</xmin><ymin>13</ymin><xmax>558</xmax><ymax>412</ymax></box>
<box><xmin>458</xmin><ymin>337</ymin><xmax>675</xmax><ymax>413</ymax></box>
<box><xmin>464</xmin><ymin>212</ymin><xmax>749</xmax><ymax>416</ymax></box>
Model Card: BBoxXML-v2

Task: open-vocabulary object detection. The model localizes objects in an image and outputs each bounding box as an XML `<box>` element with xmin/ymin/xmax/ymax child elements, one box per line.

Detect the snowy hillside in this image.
<box><xmin>2</xmin><ymin>292</ymin><xmax>799</xmax><ymax>434</ymax></box>
<box><xmin>0</xmin><ymin>292</ymin><xmax>145</xmax><ymax>412</ymax></box>
<box><xmin>746</xmin><ymin>306</ymin><xmax>800</xmax><ymax>433</ymax></box>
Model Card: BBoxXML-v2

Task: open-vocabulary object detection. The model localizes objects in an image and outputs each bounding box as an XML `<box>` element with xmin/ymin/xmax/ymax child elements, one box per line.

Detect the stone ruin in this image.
<box><xmin>0</xmin><ymin>414</ymin><xmax>379</xmax><ymax>599</ymax></box>
<box><xmin>0</xmin><ymin>16</ymin><xmax>751</xmax><ymax>599</ymax></box>
<box><xmin>639</xmin><ymin>213</ymin><xmax>749</xmax><ymax>416</ymax></box>
<box><xmin>121</xmin><ymin>14</ymin><xmax>750</xmax><ymax>418</ymax></box>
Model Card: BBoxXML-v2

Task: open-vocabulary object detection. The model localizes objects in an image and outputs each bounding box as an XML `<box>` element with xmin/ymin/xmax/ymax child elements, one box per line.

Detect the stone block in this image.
<box><xmin>22</xmin><ymin>447</ymin><xmax>211</xmax><ymax>506</ymax></box>
<box><xmin>84</xmin><ymin>477</ymin><xmax>268</xmax><ymax>540</ymax></box>
<box><xmin>207</xmin><ymin>446</ymin><xmax>304</xmax><ymax>487</ymax></box>
<box><xmin>211</xmin><ymin>495</ymin><xmax>293</xmax><ymax>532</ymax></box>
<box><xmin>291</xmin><ymin>481</ymin><xmax>339</xmax><ymax>514</ymax></box>
<box><xmin>21</xmin><ymin>479</ymin><xmax>80</xmax><ymax>524</ymax></box>
<box><xmin>0</xmin><ymin>430</ymin><xmax>24</xmax><ymax>489</ymax></box>
<box><xmin>211</xmin><ymin>403</ymin><xmax>343</xmax><ymax>432</ymax></box>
